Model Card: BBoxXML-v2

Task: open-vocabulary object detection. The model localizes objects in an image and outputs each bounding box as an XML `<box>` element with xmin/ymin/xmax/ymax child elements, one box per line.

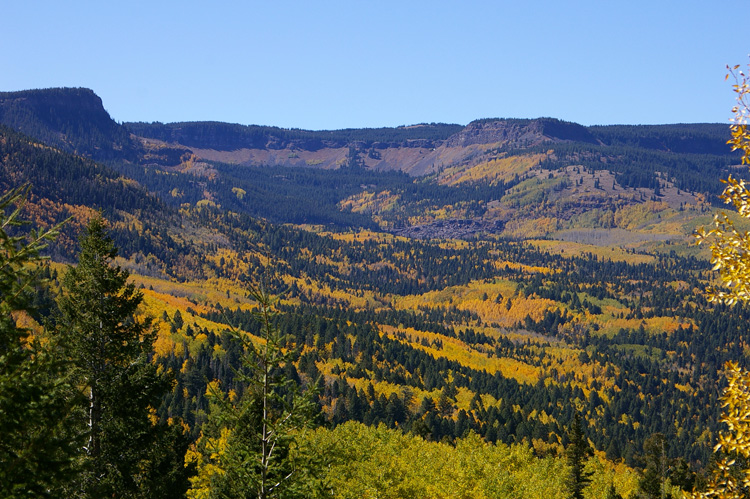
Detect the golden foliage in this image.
<box><xmin>394</xmin><ymin>278</ymin><xmax>556</xmax><ymax>328</ymax></box>
<box><xmin>502</xmin><ymin>217</ymin><xmax>561</xmax><ymax>239</ymax></box>
<box><xmin>301</xmin><ymin>422</ymin><xmax>640</xmax><ymax>499</ymax></box>
<box><xmin>691</xmin><ymin>61</ymin><xmax>750</xmax><ymax>499</ymax></box>
<box><xmin>438</xmin><ymin>153</ymin><xmax>547</xmax><ymax>186</ymax></box>
<box><xmin>231</xmin><ymin>187</ymin><xmax>246</xmax><ymax>200</ymax></box>
<box><xmin>530</xmin><ymin>239</ymin><xmax>656</xmax><ymax>265</ymax></box>
<box><xmin>690</xmin><ymin>362</ymin><xmax>750</xmax><ymax>499</ymax></box>
<box><xmin>613</xmin><ymin>201</ymin><xmax>670</xmax><ymax>230</ymax></box>
<box><xmin>696</xmin><ymin>62</ymin><xmax>750</xmax><ymax>305</ymax></box>
<box><xmin>152</xmin><ymin>320</ymin><xmax>176</xmax><ymax>359</ymax></box>
<box><xmin>339</xmin><ymin>190</ymin><xmax>400</xmax><ymax>215</ymax></box>
<box><xmin>406</xmin><ymin>201</ymin><xmax>479</xmax><ymax>226</ymax></box>
<box><xmin>21</xmin><ymin>197</ymin><xmax>98</xmax><ymax>252</ymax></box>
<box><xmin>185</xmin><ymin>425</ymin><xmax>230</xmax><ymax>499</ymax></box>
<box><xmin>381</xmin><ymin>324</ymin><xmax>542</xmax><ymax>385</ymax></box>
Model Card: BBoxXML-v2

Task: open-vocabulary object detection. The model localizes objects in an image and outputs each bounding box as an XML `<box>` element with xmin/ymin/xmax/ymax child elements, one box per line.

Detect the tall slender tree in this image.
<box><xmin>58</xmin><ymin>216</ymin><xmax>178</xmax><ymax>498</ymax></box>
<box><xmin>639</xmin><ymin>433</ymin><xmax>671</xmax><ymax>499</ymax></box>
<box><xmin>186</xmin><ymin>285</ymin><xmax>327</xmax><ymax>499</ymax></box>
<box><xmin>565</xmin><ymin>414</ymin><xmax>593</xmax><ymax>499</ymax></box>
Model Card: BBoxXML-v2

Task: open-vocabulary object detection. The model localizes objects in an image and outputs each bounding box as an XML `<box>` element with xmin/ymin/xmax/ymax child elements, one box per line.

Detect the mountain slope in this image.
<box><xmin>0</xmin><ymin>88</ymin><xmax>142</xmax><ymax>162</ymax></box>
<box><xmin>1</xmin><ymin>87</ymin><xmax>745</xmax><ymax>490</ymax></box>
<box><xmin>0</xmin><ymin>124</ymin><xmax>194</xmax><ymax>268</ymax></box>
<box><xmin>0</xmin><ymin>87</ymin><xmax>740</xmax><ymax>250</ymax></box>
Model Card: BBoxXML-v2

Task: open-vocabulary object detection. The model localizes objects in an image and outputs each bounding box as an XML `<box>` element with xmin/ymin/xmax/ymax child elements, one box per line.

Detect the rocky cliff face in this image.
<box><xmin>0</xmin><ymin>88</ymin><xmax>733</xmax><ymax>198</ymax></box>
<box><xmin>0</xmin><ymin>87</ymin><xmax>141</xmax><ymax>161</ymax></box>
<box><xmin>445</xmin><ymin>118</ymin><xmax>597</xmax><ymax>148</ymax></box>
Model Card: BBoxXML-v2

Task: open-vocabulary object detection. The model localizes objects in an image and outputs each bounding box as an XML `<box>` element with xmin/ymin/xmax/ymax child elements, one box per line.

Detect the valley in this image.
<box><xmin>1</xmin><ymin>87</ymin><xmax>747</xmax><ymax>497</ymax></box>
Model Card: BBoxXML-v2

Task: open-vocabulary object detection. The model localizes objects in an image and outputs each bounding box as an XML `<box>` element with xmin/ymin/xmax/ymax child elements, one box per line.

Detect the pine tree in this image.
<box><xmin>186</xmin><ymin>286</ymin><xmax>327</xmax><ymax>499</ymax></box>
<box><xmin>565</xmin><ymin>414</ymin><xmax>593</xmax><ymax>499</ymax></box>
<box><xmin>58</xmin><ymin>216</ymin><xmax>180</xmax><ymax>498</ymax></box>
<box><xmin>0</xmin><ymin>184</ymin><xmax>82</xmax><ymax>498</ymax></box>
<box><xmin>639</xmin><ymin>433</ymin><xmax>671</xmax><ymax>499</ymax></box>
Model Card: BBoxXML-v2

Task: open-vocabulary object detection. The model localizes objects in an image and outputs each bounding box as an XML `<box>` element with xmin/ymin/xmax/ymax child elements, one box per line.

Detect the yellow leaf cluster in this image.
<box><xmin>613</xmin><ymin>201</ymin><xmax>669</xmax><ymax>230</ymax></box>
<box><xmin>697</xmin><ymin>62</ymin><xmax>750</xmax><ymax>305</ymax></box>
<box><xmin>185</xmin><ymin>427</ymin><xmax>231</xmax><ymax>499</ymax></box>
<box><xmin>438</xmin><ymin>153</ymin><xmax>547</xmax><ymax>187</ymax></box>
<box><xmin>691</xmin><ymin>61</ymin><xmax>750</xmax><ymax>499</ymax></box>
<box><xmin>301</xmin><ymin>421</ymin><xmax>640</xmax><ymax>499</ymax></box>
<box><xmin>690</xmin><ymin>361</ymin><xmax>750</xmax><ymax>498</ymax></box>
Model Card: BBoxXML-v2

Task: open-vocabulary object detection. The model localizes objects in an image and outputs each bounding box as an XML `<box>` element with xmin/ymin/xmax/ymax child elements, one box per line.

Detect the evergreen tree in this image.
<box><xmin>639</xmin><ymin>433</ymin><xmax>672</xmax><ymax>499</ymax></box>
<box><xmin>58</xmin><ymin>216</ymin><xmax>181</xmax><ymax>498</ymax></box>
<box><xmin>186</xmin><ymin>286</ymin><xmax>327</xmax><ymax>499</ymax></box>
<box><xmin>565</xmin><ymin>414</ymin><xmax>593</xmax><ymax>499</ymax></box>
<box><xmin>0</xmin><ymin>184</ymin><xmax>82</xmax><ymax>498</ymax></box>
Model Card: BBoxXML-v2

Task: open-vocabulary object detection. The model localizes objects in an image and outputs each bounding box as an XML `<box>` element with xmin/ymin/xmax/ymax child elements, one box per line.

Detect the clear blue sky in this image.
<box><xmin>2</xmin><ymin>1</ymin><xmax>746</xmax><ymax>130</ymax></box>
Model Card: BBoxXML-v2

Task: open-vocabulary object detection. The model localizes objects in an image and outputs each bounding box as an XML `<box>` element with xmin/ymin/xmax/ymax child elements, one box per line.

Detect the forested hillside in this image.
<box><xmin>1</xmin><ymin>87</ymin><xmax>746</xmax><ymax>498</ymax></box>
<box><xmin>0</xmin><ymin>88</ymin><xmax>141</xmax><ymax>162</ymax></box>
<box><xmin>0</xmin><ymin>88</ymin><xmax>742</xmax><ymax>238</ymax></box>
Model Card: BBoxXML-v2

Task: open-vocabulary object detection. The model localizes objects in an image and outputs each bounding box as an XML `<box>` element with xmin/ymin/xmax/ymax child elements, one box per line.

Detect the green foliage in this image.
<box><xmin>565</xmin><ymin>414</ymin><xmax>593</xmax><ymax>499</ymax></box>
<box><xmin>0</xmin><ymin>184</ymin><xmax>82</xmax><ymax>498</ymax></box>
<box><xmin>0</xmin><ymin>87</ymin><xmax>141</xmax><ymax>161</ymax></box>
<box><xmin>186</xmin><ymin>286</ymin><xmax>327</xmax><ymax>499</ymax></box>
<box><xmin>539</xmin><ymin>124</ymin><xmax>738</xmax><ymax>195</ymax></box>
<box><xmin>638</xmin><ymin>433</ymin><xmax>672</xmax><ymax>498</ymax></box>
<box><xmin>126</xmin><ymin>120</ymin><xmax>464</xmax><ymax>151</ymax></box>
<box><xmin>176</xmin><ymin>239</ymin><xmax>736</xmax><ymax>468</ymax></box>
<box><xmin>0</xmin><ymin>125</ymin><xmax>159</xmax><ymax>212</ymax></box>
<box><xmin>58</xmin><ymin>216</ymin><xmax>182</xmax><ymax>498</ymax></box>
<box><xmin>301</xmin><ymin>421</ymin><xmax>637</xmax><ymax>499</ymax></box>
<box><xmin>0</xmin><ymin>124</ymin><xmax>172</xmax><ymax>261</ymax></box>
<box><xmin>7</xmin><ymin>83</ymin><xmax>750</xmax><ymax>497</ymax></box>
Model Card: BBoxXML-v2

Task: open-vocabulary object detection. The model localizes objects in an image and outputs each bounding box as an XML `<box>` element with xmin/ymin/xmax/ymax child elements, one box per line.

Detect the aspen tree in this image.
<box><xmin>692</xmin><ymin>61</ymin><xmax>750</xmax><ymax>498</ymax></box>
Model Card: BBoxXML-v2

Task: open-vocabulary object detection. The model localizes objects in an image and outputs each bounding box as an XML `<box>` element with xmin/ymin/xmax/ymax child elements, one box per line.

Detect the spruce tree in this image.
<box><xmin>0</xmin><ymin>184</ymin><xmax>82</xmax><ymax>498</ymax></box>
<box><xmin>639</xmin><ymin>433</ymin><xmax>671</xmax><ymax>499</ymax></box>
<box><xmin>186</xmin><ymin>286</ymin><xmax>327</xmax><ymax>499</ymax></box>
<box><xmin>58</xmin><ymin>216</ymin><xmax>179</xmax><ymax>498</ymax></box>
<box><xmin>565</xmin><ymin>414</ymin><xmax>593</xmax><ymax>499</ymax></box>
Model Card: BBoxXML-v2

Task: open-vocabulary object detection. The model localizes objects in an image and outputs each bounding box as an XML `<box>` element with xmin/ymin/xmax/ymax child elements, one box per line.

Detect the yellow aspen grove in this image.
<box><xmin>691</xmin><ymin>61</ymin><xmax>750</xmax><ymax>499</ymax></box>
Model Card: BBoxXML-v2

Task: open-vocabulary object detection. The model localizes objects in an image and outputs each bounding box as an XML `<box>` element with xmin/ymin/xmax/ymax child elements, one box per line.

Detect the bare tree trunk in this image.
<box><xmin>259</xmin><ymin>301</ymin><xmax>271</xmax><ymax>499</ymax></box>
<box><xmin>88</xmin><ymin>384</ymin><xmax>100</xmax><ymax>457</ymax></box>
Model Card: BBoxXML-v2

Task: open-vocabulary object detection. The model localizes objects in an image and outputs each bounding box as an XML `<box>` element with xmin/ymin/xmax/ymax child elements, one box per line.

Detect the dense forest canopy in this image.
<box><xmin>2</xmin><ymin>85</ymin><xmax>747</xmax><ymax>498</ymax></box>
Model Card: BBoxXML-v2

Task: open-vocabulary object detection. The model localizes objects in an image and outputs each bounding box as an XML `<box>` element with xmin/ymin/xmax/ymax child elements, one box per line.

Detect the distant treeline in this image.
<box><xmin>526</xmin><ymin>123</ymin><xmax>741</xmax><ymax>195</ymax></box>
<box><xmin>125</xmin><ymin>121</ymin><xmax>465</xmax><ymax>151</ymax></box>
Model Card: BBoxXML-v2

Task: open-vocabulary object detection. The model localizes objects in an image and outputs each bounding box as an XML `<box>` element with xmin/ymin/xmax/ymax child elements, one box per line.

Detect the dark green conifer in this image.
<box><xmin>638</xmin><ymin>433</ymin><xmax>671</xmax><ymax>499</ymax></box>
<box><xmin>0</xmin><ymin>185</ymin><xmax>82</xmax><ymax>498</ymax></box>
<box><xmin>58</xmin><ymin>216</ymin><xmax>184</xmax><ymax>498</ymax></box>
<box><xmin>188</xmin><ymin>285</ymin><xmax>327</xmax><ymax>498</ymax></box>
<box><xmin>565</xmin><ymin>414</ymin><xmax>593</xmax><ymax>499</ymax></box>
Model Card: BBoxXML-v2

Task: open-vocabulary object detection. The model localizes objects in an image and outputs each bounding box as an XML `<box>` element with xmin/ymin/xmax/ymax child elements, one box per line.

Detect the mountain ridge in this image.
<box><xmin>1</xmin><ymin>87</ymin><xmax>735</xmax><ymax>169</ymax></box>
<box><xmin>0</xmin><ymin>87</ymin><xmax>141</xmax><ymax>162</ymax></box>
<box><xmin>0</xmin><ymin>86</ymin><xmax>740</xmax><ymax>240</ymax></box>
<box><xmin>2</xmin><ymin>86</ymin><xmax>747</xmax><ymax>495</ymax></box>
